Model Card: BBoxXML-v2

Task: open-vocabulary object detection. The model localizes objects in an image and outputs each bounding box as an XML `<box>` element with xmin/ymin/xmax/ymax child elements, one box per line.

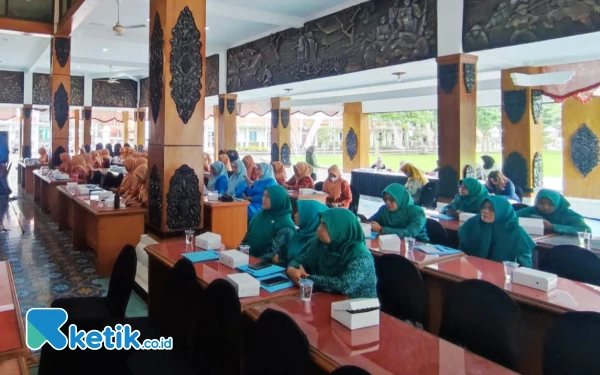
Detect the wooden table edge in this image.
<box><xmin>72</xmin><ymin>196</ymin><xmax>147</xmax><ymax>216</ymax></box>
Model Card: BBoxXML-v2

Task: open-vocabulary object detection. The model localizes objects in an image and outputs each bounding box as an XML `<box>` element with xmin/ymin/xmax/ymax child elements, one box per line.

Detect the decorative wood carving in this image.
<box><xmin>0</xmin><ymin>71</ymin><xmax>24</xmax><ymax>104</ymax></box>
<box><xmin>54</xmin><ymin>37</ymin><xmax>70</xmax><ymax>68</ymax></box>
<box><xmin>139</xmin><ymin>112</ymin><xmax>145</xmax><ymax>122</ymax></box>
<box><xmin>166</xmin><ymin>165</ymin><xmax>201</xmax><ymax>230</ymax></box>
<box><xmin>438</xmin><ymin>165</ymin><xmax>459</xmax><ymax>198</ymax></box>
<box><xmin>438</xmin><ymin>63</ymin><xmax>458</xmax><ymax>94</ymax></box>
<box><xmin>503</xmin><ymin>151</ymin><xmax>528</xmax><ymax>192</ymax></box>
<box><xmin>345</xmin><ymin>128</ymin><xmax>358</xmax><ymax>161</ymax></box>
<box><xmin>503</xmin><ymin>90</ymin><xmax>526</xmax><ymax>124</ymax></box>
<box><xmin>70</xmin><ymin>76</ymin><xmax>84</xmax><ymax>106</ymax></box>
<box><xmin>23</xmin><ymin>107</ymin><xmax>32</xmax><ymax>120</ymax></box>
<box><xmin>532</xmin><ymin>152</ymin><xmax>543</xmax><ymax>189</ymax></box>
<box><xmin>463</xmin><ymin>63</ymin><xmax>475</xmax><ymax>93</ymax></box>
<box><xmin>148</xmin><ymin>165</ymin><xmax>162</xmax><ymax>230</ymax></box>
<box><xmin>53</xmin><ymin>83</ymin><xmax>69</xmax><ymax>130</ymax></box>
<box><xmin>271</xmin><ymin>109</ymin><xmax>279</xmax><ymax>128</ymax></box>
<box><xmin>570</xmin><ymin>123</ymin><xmax>599</xmax><ymax>177</ymax></box>
<box><xmin>32</xmin><ymin>74</ymin><xmax>84</xmax><ymax>106</ymax></box>
<box><xmin>227</xmin><ymin>99</ymin><xmax>235</xmax><ymax>115</ymax></box>
<box><xmin>271</xmin><ymin>143</ymin><xmax>279</xmax><ymax>162</ymax></box>
<box><xmin>218</xmin><ymin>98</ymin><xmax>225</xmax><ymax>114</ymax></box>
<box><xmin>531</xmin><ymin>89</ymin><xmax>543</xmax><ymax>125</ymax></box>
<box><xmin>84</xmin><ymin>109</ymin><xmax>92</xmax><ymax>121</ymax></box>
<box><xmin>170</xmin><ymin>6</ymin><xmax>202</xmax><ymax>124</ymax></box>
<box><xmin>92</xmin><ymin>79</ymin><xmax>138</xmax><ymax>108</ymax></box>
<box><xmin>227</xmin><ymin>0</ymin><xmax>437</xmax><ymax>92</ymax></box>
<box><xmin>281</xmin><ymin>143</ymin><xmax>291</xmax><ymax>166</ymax></box>
<box><xmin>463</xmin><ymin>164</ymin><xmax>475</xmax><ymax>178</ymax></box>
<box><xmin>139</xmin><ymin>77</ymin><xmax>149</xmax><ymax>108</ymax></box>
<box><xmin>150</xmin><ymin>12</ymin><xmax>164</xmax><ymax>124</ymax></box>
<box><xmin>281</xmin><ymin>109</ymin><xmax>290</xmax><ymax>128</ymax></box>
<box><xmin>206</xmin><ymin>54</ymin><xmax>219</xmax><ymax>97</ymax></box>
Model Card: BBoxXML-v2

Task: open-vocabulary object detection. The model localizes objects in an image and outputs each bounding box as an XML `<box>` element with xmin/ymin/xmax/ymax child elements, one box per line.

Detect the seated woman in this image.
<box><xmin>38</xmin><ymin>147</ymin><xmax>49</xmax><ymax>165</ymax></box>
<box><xmin>479</xmin><ymin>155</ymin><xmax>500</xmax><ymax>180</ymax></box>
<box><xmin>89</xmin><ymin>151</ymin><xmax>102</xmax><ymax>168</ymax></box>
<box><xmin>486</xmin><ymin>171</ymin><xmax>520</xmax><ymax>202</ymax></box>
<box><xmin>122</xmin><ymin>158</ymin><xmax>147</xmax><ymax>199</ymax></box>
<box><xmin>120</xmin><ymin>146</ymin><xmax>133</xmax><ymax>160</ymax></box>
<box><xmin>281</xmin><ymin>200</ymin><xmax>328</xmax><ymax>267</ymax></box>
<box><xmin>322</xmin><ymin>165</ymin><xmax>352</xmax><ymax>208</ymax></box>
<box><xmin>207</xmin><ymin>161</ymin><xmax>228</xmax><ymax>194</ymax></box>
<box><xmin>442</xmin><ymin>177</ymin><xmax>489</xmax><ymax>217</ymax></box>
<box><xmin>82</xmin><ymin>153</ymin><xmax>94</xmax><ymax>171</ymax></box>
<box><xmin>226</xmin><ymin>160</ymin><xmax>248</xmax><ymax>198</ymax></box>
<box><xmin>219</xmin><ymin>154</ymin><xmax>232</xmax><ymax>173</ymax></box>
<box><xmin>284</xmin><ymin>162</ymin><xmax>314</xmax><ymax>190</ymax></box>
<box><xmin>459</xmin><ymin>196</ymin><xmax>533</xmax><ymax>267</ymax></box>
<box><xmin>70</xmin><ymin>156</ymin><xmax>91</xmax><ymax>183</ymax></box>
<box><xmin>371</xmin><ymin>157</ymin><xmax>386</xmax><ymax>170</ymax></box>
<box><xmin>117</xmin><ymin>158</ymin><xmax>136</xmax><ymax>196</ymax></box>
<box><xmin>241</xmin><ymin>185</ymin><xmax>296</xmax><ymax>261</ymax></box>
<box><xmin>271</xmin><ymin>161</ymin><xmax>287</xmax><ymax>186</ymax></box>
<box><xmin>243</xmin><ymin>155</ymin><xmax>260</xmax><ymax>181</ymax></box>
<box><xmin>95</xmin><ymin>143</ymin><xmax>103</xmax><ymax>151</ymax></box>
<box><xmin>286</xmin><ymin>208</ymin><xmax>377</xmax><ymax>298</ymax></box>
<box><xmin>100</xmin><ymin>149</ymin><xmax>111</xmax><ymax>168</ymax></box>
<box><xmin>368</xmin><ymin>183</ymin><xmax>429</xmax><ymax>242</ymax></box>
<box><xmin>124</xmin><ymin>165</ymin><xmax>148</xmax><ymax>208</ymax></box>
<box><xmin>244</xmin><ymin>162</ymin><xmax>277</xmax><ymax>220</ymax></box>
<box><xmin>58</xmin><ymin>153</ymin><xmax>72</xmax><ymax>174</ymax></box>
<box><xmin>401</xmin><ymin>163</ymin><xmax>428</xmax><ymax>203</ymax></box>
<box><xmin>227</xmin><ymin>149</ymin><xmax>240</xmax><ymax>162</ymax></box>
<box><xmin>517</xmin><ymin>189</ymin><xmax>591</xmax><ymax>236</ymax></box>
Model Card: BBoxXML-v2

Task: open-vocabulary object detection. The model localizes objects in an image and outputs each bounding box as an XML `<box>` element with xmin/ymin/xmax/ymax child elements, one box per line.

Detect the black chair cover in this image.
<box><xmin>426</xmin><ymin>218</ymin><xmax>450</xmax><ymax>246</ymax></box>
<box><xmin>539</xmin><ymin>245</ymin><xmax>600</xmax><ymax>286</ymax></box>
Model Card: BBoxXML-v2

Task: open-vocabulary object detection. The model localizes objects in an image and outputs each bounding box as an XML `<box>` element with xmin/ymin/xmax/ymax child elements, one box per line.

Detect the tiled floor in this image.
<box><xmin>0</xmin><ymin>170</ymin><xmax>147</xmax><ymax>372</ymax></box>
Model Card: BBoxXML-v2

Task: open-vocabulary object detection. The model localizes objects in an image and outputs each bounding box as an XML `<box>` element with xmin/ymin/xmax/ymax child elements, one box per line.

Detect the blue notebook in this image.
<box><xmin>415</xmin><ymin>245</ymin><xmax>461</xmax><ymax>256</ymax></box>
<box><xmin>365</xmin><ymin>232</ymin><xmax>378</xmax><ymax>240</ymax></box>
<box><xmin>182</xmin><ymin>250</ymin><xmax>220</xmax><ymax>263</ymax></box>
<box><xmin>238</xmin><ymin>264</ymin><xmax>285</xmax><ymax>277</ymax></box>
<box><xmin>428</xmin><ymin>213</ymin><xmax>455</xmax><ymax>221</ymax></box>
<box><xmin>257</xmin><ymin>273</ymin><xmax>295</xmax><ymax>293</ymax></box>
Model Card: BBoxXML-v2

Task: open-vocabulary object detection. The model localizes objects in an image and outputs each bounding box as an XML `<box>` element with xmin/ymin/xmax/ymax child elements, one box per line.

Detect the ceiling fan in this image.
<box><xmin>112</xmin><ymin>0</ymin><xmax>146</xmax><ymax>36</ymax></box>
<box><xmin>97</xmin><ymin>66</ymin><xmax>122</xmax><ymax>84</ymax></box>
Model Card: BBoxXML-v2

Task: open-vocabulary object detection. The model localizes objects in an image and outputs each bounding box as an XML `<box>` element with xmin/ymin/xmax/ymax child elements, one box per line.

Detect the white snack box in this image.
<box><xmin>360</xmin><ymin>223</ymin><xmax>371</xmax><ymax>238</ymax></box>
<box><xmin>331</xmin><ymin>298</ymin><xmax>380</xmax><ymax>330</ymax></box>
<box><xmin>77</xmin><ymin>186</ymin><xmax>90</xmax><ymax>194</ymax></box>
<box><xmin>219</xmin><ymin>250</ymin><xmax>249</xmax><ymax>269</ymax></box>
<box><xmin>207</xmin><ymin>192</ymin><xmax>219</xmax><ymax>201</ymax></box>
<box><xmin>195</xmin><ymin>232</ymin><xmax>221</xmax><ymax>250</ymax></box>
<box><xmin>512</xmin><ymin>267</ymin><xmax>558</xmax><ymax>291</ymax></box>
<box><xmin>226</xmin><ymin>273</ymin><xmax>260</xmax><ymax>298</ymax></box>
<box><xmin>66</xmin><ymin>182</ymin><xmax>77</xmax><ymax>190</ymax></box>
<box><xmin>519</xmin><ymin>217</ymin><xmax>545</xmax><ymax>236</ymax></box>
<box><xmin>299</xmin><ymin>188</ymin><xmax>314</xmax><ymax>195</ymax></box>
<box><xmin>459</xmin><ymin>212</ymin><xmax>477</xmax><ymax>222</ymax></box>
<box><xmin>378</xmin><ymin>234</ymin><xmax>400</xmax><ymax>252</ymax></box>
<box><xmin>99</xmin><ymin>191</ymin><xmax>112</xmax><ymax>200</ymax></box>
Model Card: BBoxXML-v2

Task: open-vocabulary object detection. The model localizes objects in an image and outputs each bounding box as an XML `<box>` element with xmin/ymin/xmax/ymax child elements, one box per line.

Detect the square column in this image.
<box><xmin>136</xmin><ymin>108</ymin><xmax>146</xmax><ymax>147</ymax></box>
<box><xmin>83</xmin><ymin>106</ymin><xmax>92</xmax><ymax>147</ymax></box>
<box><xmin>123</xmin><ymin>111</ymin><xmax>130</xmax><ymax>144</ymax></box>
<box><xmin>147</xmin><ymin>0</ymin><xmax>206</xmax><ymax>236</ymax></box>
<box><xmin>342</xmin><ymin>102</ymin><xmax>369</xmax><ymax>173</ymax></box>
<box><xmin>212</xmin><ymin>105</ymin><xmax>220</xmax><ymax>162</ymax></box>
<box><xmin>436</xmin><ymin>54</ymin><xmax>478</xmax><ymax>200</ymax></box>
<box><xmin>216</xmin><ymin>93</ymin><xmax>237</xmax><ymax>152</ymax></box>
<box><xmin>501</xmin><ymin>67</ymin><xmax>544</xmax><ymax>198</ymax></box>
<box><xmin>21</xmin><ymin>104</ymin><xmax>32</xmax><ymax>158</ymax></box>
<box><xmin>74</xmin><ymin>109</ymin><xmax>80</xmax><ymax>153</ymax></box>
<box><xmin>50</xmin><ymin>36</ymin><xmax>71</xmax><ymax>160</ymax></box>
<box><xmin>271</xmin><ymin>97</ymin><xmax>291</xmax><ymax>166</ymax></box>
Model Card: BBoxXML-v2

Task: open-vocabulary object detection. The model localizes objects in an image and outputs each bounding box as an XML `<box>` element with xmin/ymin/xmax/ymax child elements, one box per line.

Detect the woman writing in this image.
<box><xmin>322</xmin><ymin>165</ymin><xmax>352</xmax><ymax>208</ymax></box>
<box><xmin>242</xmin><ymin>155</ymin><xmax>260</xmax><ymax>181</ymax></box>
<box><xmin>442</xmin><ymin>177</ymin><xmax>490</xmax><ymax>217</ymax></box>
<box><xmin>241</xmin><ymin>185</ymin><xmax>296</xmax><ymax>261</ymax></box>
<box><xmin>459</xmin><ymin>196</ymin><xmax>533</xmax><ymax>267</ymax></box>
<box><xmin>286</xmin><ymin>208</ymin><xmax>377</xmax><ymax>298</ymax></box>
<box><xmin>226</xmin><ymin>160</ymin><xmax>248</xmax><ymax>198</ymax></box>
<box><xmin>401</xmin><ymin>163</ymin><xmax>428</xmax><ymax>203</ymax></box>
<box><xmin>284</xmin><ymin>162</ymin><xmax>314</xmax><ymax>190</ymax></box>
<box><xmin>517</xmin><ymin>189</ymin><xmax>591</xmax><ymax>236</ymax></box>
<box><xmin>117</xmin><ymin>158</ymin><xmax>136</xmax><ymax>196</ymax></box>
<box><xmin>271</xmin><ymin>161</ymin><xmax>287</xmax><ymax>186</ymax></box>
<box><xmin>207</xmin><ymin>161</ymin><xmax>228</xmax><ymax>194</ymax></box>
<box><xmin>244</xmin><ymin>162</ymin><xmax>277</xmax><ymax>220</ymax></box>
<box><xmin>368</xmin><ymin>183</ymin><xmax>429</xmax><ymax>242</ymax></box>
<box><xmin>70</xmin><ymin>156</ymin><xmax>90</xmax><ymax>183</ymax></box>
<box><xmin>486</xmin><ymin>171</ymin><xmax>520</xmax><ymax>202</ymax></box>
<box><xmin>58</xmin><ymin>153</ymin><xmax>72</xmax><ymax>174</ymax></box>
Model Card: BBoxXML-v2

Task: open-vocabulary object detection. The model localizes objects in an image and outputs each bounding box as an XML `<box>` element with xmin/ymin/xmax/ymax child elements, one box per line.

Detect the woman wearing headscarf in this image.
<box><xmin>368</xmin><ymin>183</ymin><xmax>429</xmax><ymax>242</ymax></box>
<box><xmin>517</xmin><ymin>189</ymin><xmax>591</xmax><ymax>236</ymax></box>
<box><xmin>271</xmin><ymin>161</ymin><xmax>287</xmax><ymax>186</ymax></box>
<box><xmin>227</xmin><ymin>149</ymin><xmax>240</xmax><ymax>163</ymax></box>
<box><xmin>118</xmin><ymin>157</ymin><xmax>136</xmax><ymax>196</ymax></box>
<box><xmin>284</xmin><ymin>162</ymin><xmax>314</xmax><ymax>190</ymax></box>
<box><xmin>70</xmin><ymin>156</ymin><xmax>90</xmax><ymax>183</ymax></box>
<box><xmin>371</xmin><ymin>156</ymin><xmax>386</xmax><ymax>170</ymax></box>
<box><xmin>219</xmin><ymin>154</ymin><xmax>232</xmax><ymax>173</ymax></box>
<box><xmin>82</xmin><ymin>153</ymin><xmax>94</xmax><ymax>171</ymax></box>
<box><xmin>459</xmin><ymin>196</ymin><xmax>534</xmax><ymax>267</ymax></box>
<box><xmin>114</xmin><ymin>143</ymin><xmax>122</xmax><ymax>158</ymax></box>
<box><xmin>287</xmin><ymin>208</ymin><xmax>377</xmax><ymax>298</ymax></box>
<box><xmin>120</xmin><ymin>146</ymin><xmax>132</xmax><ymax>160</ymax></box>
<box><xmin>242</xmin><ymin>155</ymin><xmax>260</xmax><ymax>181</ymax></box>
<box><xmin>479</xmin><ymin>155</ymin><xmax>499</xmax><ymax>180</ymax></box>
<box><xmin>206</xmin><ymin>161</ymin><xmax>228</xmax><ymax>194</ymax></box>
<box><xmin>123</xmin><ymin>158</ymin><xmax>148</xmax><ymax>199</ymax></box>
<box><xmin>442</xmin><ymin>177</ymin><xmax>489</xmax><ymax>218</ymax></box>
<box><xmin>105</xmin><ymin>143</ymin><xmax>114</xmax><ymax>157</ymax></box>
<box><xmin>203</xmin><ymin>152</ymin><xmax>212</xmax><ymax>173</ymax></box>
<box><xmin>322</xmin><ymin>165</ymin><xmax>352</xmax><ymax>208</ymax></box>
<box><xmin>401</xmin><ymin>163</ymin><xmax>428</xmax><ymax>203</ymax></box>
<box><xmin>89</xmin><ymin>151</ymin><xmax>103</xmax><ymax>169</ymax></box>
<box><xmin>38</xmin><ymin>147</ymin><xmax>49</xmax><ymax>165</ymax></box>
<box><xmin>282</xmin><ymin>200</ymin><xmax>328</xmax><ymax>266</ymax></box>
<box><xmin>306</xmin><ymin>146</ymin><xmax>319</xmax><ymax>172</ymax></box>
<box><xmin>244</xmin><ymin>162</ymin><xmax>277</xmax><ymax>220</ymax></box>
<box><xmin>241</xmin><ymin>185</ymin><xmax>296</xmax><ymax>262</ymax></box>
<box><xmin>125</xmin><ymin>164</ymin><xmax>148</xmax><ymax>207</ymax></box>
<box><xmin>84</xmin><ymin>144</ymin><xmax>91</xmax><ymax>153</ymax></box>
<box><xmin>95</xmin><ymin>143</ymin><xmax>103</xmax><ymax>151</ymax></box>
<box><xmin>58</xmin><ymin>153</ymin><xmax>72</xmax><ymax>174</ymax></box>
<box><xmin>227</xmin><ymin>159</ymin><xmax>248</xmax><ymax>198</ymax></box>
<box><xmin>99</xmin><ymin>149</ymin><xmax>111</xmax><ymax>168</ymax></box>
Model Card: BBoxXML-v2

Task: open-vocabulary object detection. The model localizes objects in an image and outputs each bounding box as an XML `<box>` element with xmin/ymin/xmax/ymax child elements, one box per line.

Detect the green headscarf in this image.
<box><xmin>227</xmin><ymin>159</ymin><xmax>247</xmax><ymax>195</ymax></box>
<box><xmin>286</xmin><ymin>200</ymin><xmax>328</xmax><ymax>261</ymax></box>
<box><xmin>207</xmin><ymin>161</ymin><xmax>227</xmax><ymax>191</ymax></box>
<box><xmin>459</xmin><ymin>196</ymin><xmax>534</xmax><ymax>267</ymax></box>
<box><xmin>451</xmin><ymin>178</ymin><xmax>490</xmax><ymax>213</ymax></box>
<box><xmin>383</xmin><ymin>183</ymin><xmax>413</xmax><ymax>209</ymax></box>
<box><xmin>245</xmin><ymin>184</ymin><xmax>296</xmax><ymax>257</ymax></box>
<box><xmin>302</xmin><ymin>208</ymin><xmax>369</xmax><ymax>277</ymax></box>
<box><xmin>533</xmin><ymin>189</ymin><xmax>575</xmax><ymax>223</ymax></box>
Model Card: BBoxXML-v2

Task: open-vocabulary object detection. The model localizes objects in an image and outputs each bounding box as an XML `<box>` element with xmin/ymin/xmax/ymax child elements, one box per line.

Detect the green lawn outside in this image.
<box><xmin>292</xmin><ymin>151</ymin><xmax>563</xmax><ymax>177</ymax></box>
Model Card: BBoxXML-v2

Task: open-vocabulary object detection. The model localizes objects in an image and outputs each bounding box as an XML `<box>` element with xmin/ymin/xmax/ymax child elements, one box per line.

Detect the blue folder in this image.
<box><xmin>414</xmin><ymin>245</ymin><xmax>461</xmax><ymax>256</ymax></box>
<box><xmin>182</xmin><ymin>250</ymin><xmax>220</xmax><ymax>263</ymax></box>
<box><xmin>365</xmin><ymin>232</ymin><xmax>378</xmax><ymax>240</ymax></box>
<box><xmin>428</xmin><ymin>213</ymin><xmax>455</xmax><ymax>221</ymax></box>
<box><xmin>238</xmin><ymin>264</ymin><xmax>285</xmax><ymax>277</ymax></box>
<box><xmin>257</xmin><ymin>273</ymin><xmax>295</xmax><ymax>293</ymax></box>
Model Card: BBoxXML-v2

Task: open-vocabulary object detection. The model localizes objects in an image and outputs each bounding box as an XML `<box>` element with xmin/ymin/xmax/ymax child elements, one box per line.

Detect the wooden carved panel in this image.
<box><xmin>532</xmin><ymin>152</ymin><xmax>543</xmax><ymax>189</ymax></box>
<box><xmin>166</xmin><ymin>165</ymin><xmax>201</xmax><ymax>230</ymax></box>
<box><xmin>148</xmin><ymin>165</ymin><xmax>162</xmax><ymax>230</ymax></box>
<box><xmin>503</xmin><ymin>151</ymin><xmax>528</xmax><ymax>191</ymax></box>
<box><xmin>54</xmin><ymin>37</ymin><xmax>70</xmax><ymax>68</ymax></box>
<box><xmin>150</xmin><ymin>12</ymin><xmax>164</xmax><ymax>123</ymax></box>
<box><xmin>70</xmin><ymin>76</ymin><xmax>84</xmax><ymax>106</ymax></box>
<box><xmin>0</xmin><ymin>70</ymin><xmax>24</xmax><ymax>104</ymax></box>
<box><xmin>503</xmin><ymin>90</ymin><xmax>526</xmax><ymax>124</ymax></box>
<box><xmin>92</xmin><ymin>79</ymin><xmax>138</xmax><ymax>108</ymax></box>
<box><xmin>570</xmin><ymin>123</ymin><xmax>599</xmax><ymax>177</ymax></box>
<box><xmin>33</xmin><ymin>73</ymin><xmax>51</xmax><ymax>105</ymax></box>
<box><xmin>227</xmin><ymin>0</ymin><xmax>437</xmax><ymax>92</ymax></box>
<box><xmin>206</xmin><ymin>54</ymin><xmax>219</xmax><ymax>97</ymax></box>
<box><xmin>53</xmin><ymin>83</ymin><xmax>69</xmax><ymax>130</ymax></box>
<box><xmin>139</xmin><ymin>77</ymin><xmax>149</xmax><ymax>108</ymax></box>
<box><xmin>271</xmin><ymin>143</ymin><xmax>279</xmax><ymax>162</ymax></box>
<box><xmin>345</xmin><ymin>128</ymin><xmax>358</xmax><ymax>161</ymax></box>
<box><xmin>438</xmin><ymin>63</ymin><xmax>458</xmax><ymax>94</ymax></box>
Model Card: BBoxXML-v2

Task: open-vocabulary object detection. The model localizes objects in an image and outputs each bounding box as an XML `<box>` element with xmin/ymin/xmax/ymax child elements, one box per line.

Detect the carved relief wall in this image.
<box><xmin>463</xmin><ymin>0</ymin><xmax>600</xmax><ymax>52</ymax></box>
<box><xmin>92</xmin><ymin>79</ymin><xmax>138</xmax><ymax>108</ymax></box>
<box><xmin>0</xmin><ymin>70</ymin><xmax>24</xmax><ymax>104</ymax></box>
<box><xmin>139</xmin><ymin>77</ymin><xmax>149</xmax><ymax>108</ymax></box>
<box><xmin>33</xmin><ymin>73</ymin><xmax>84</xmax><ymax>106</ymax></box>
<box><xmin>227</xmin><ymin>0</ymin><xmax>437</xmax><ymax>92</ymax></box>
<box><xmin>70</xmin><ymin>76</ymin><xmax>84</xmax><ymax>106</ymax></box>
<box><xmin>206</xmin><ymin>54</ymin><xmax>219</xmax><ymax>97</ymax></box>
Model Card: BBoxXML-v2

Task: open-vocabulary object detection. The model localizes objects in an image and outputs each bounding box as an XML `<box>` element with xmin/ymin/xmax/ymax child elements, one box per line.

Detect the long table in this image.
<box><xmin>245</xmin><ymin>293</ymin><xmax>517</xmax><ymax>374</ymax></box>
<box><xmin>351</xmin><ymin>169</ymin><xmax>438</xmax><ymax>198</ymax></box>
<box><xmin>367</xmin><ymin>237</ymin><xmax>464</xmax><ymax>267</ymax></box>
<box><xmin>32</xmin><ymin>170</ymin><xmax>68</xmax><ymax>221</ymax></box>
<box><xmin>203</xmin><ymin>198</ymin><xmax>249</xmax><ymax>249</ymax></box>
<box><xmin>0</xmin><ymin>261</ymin><xmax>28</xmax><ymax>369</ymax></box>
<box><xmin>17</xmin><ymin>162</ymin><xmax>40</xmax><ymax>195</ymax></box>
<box><xmin>422</xmin><ymin>255</ymin><xmax>600</xmax><ymax>375</ymax></box>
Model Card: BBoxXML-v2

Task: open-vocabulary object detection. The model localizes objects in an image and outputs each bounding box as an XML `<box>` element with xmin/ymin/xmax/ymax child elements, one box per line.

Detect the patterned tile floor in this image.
<box><xmin>0</xmin><ymin>168</ymin><xmax>147</xmax><ymax>372</ymax></box>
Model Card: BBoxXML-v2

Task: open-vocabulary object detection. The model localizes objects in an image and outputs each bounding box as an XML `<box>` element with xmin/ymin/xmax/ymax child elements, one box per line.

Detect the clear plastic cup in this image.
<box><xmin>578</xmin><ymin>232</ymin><xmax>592</xmax><ymax>250</ymax></box>
<box><xmin>239</xmin><ymin>245</ymin><xmax>250</xmax><ymax>255</ymax></box>
<box><xmin>503</xmin><ymin>261</ymin><xmax>519</xmax><ymax>282</ymax></box>
<box><xmin>405</xmin><ymin>237</ymin><xmax>416</xmax><ymax>252</ymax></box>
<box><xmin>299</xmin><ymin>279</ymin><xmax>314</xmax><ymax>302</ymax></box>
<box><xmin>185</xmin><ymin>230</ymin><xmax>195</xmax><ymax>245</ymax></box>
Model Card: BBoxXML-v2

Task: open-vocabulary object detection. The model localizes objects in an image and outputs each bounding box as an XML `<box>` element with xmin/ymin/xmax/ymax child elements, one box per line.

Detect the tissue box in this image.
<box><xmin>226</xmin><ymin>273</ymin><xmax>260</xmax><ymax>298</ymax></box>
<box><xmin>66</xmin><ymin>182</ymin><xmax>77</xmax><ymax>190</ymax></box>
<box><xmin>378</xmin><ymin>234</ymin><xmax>400</xmax><ymax>252</ymax></box>
<box><xmin>207</xmin><ymin>192</ymin><xmax>219</xmax><ymax>201</ymax></box>
<box><xmin>512</xmin><ymin>267</ymin><xmax>558</xmax><ymax>291</ymax></box>
<box><xmin>77</xmin><ymin>186</ymin><xmax>90</xmax><ymax>194</ymax></box>
<box><xmin>299</xmin><ymin>188</ymin><xmax>314</xmax><ymax>195</ymax></box>
<box><xmin>519</xmin><ymin>217</ymin><xmax>544</xmax><ymax>236</ymax></box>
<box><xmin>99</xmin><ymin>191</ymin><xmax>112</xmax><ymax>200</ymax></box>
<box><xmin>360</xmin><ymin>223</ymin><xmax>371</xmax><ymax>237</ymax></box>
<box><xmin>459</xmin><ymin>212</ymin><xmax>476</xmax><ymax>222</ymax></box>
<box><xmin>219</xmin><ymin>250</ymin><xmax>249</xmax><ymax>269</ymax></box>
<box><xmin>195</xmin><ymin>232</ymin><xmax>221</xmax><ymax>250</ymax></box>
<box><xmin>331</xmin><ymin>298</ymin><xmax>380</xmax><ymax>330</ymax></box>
